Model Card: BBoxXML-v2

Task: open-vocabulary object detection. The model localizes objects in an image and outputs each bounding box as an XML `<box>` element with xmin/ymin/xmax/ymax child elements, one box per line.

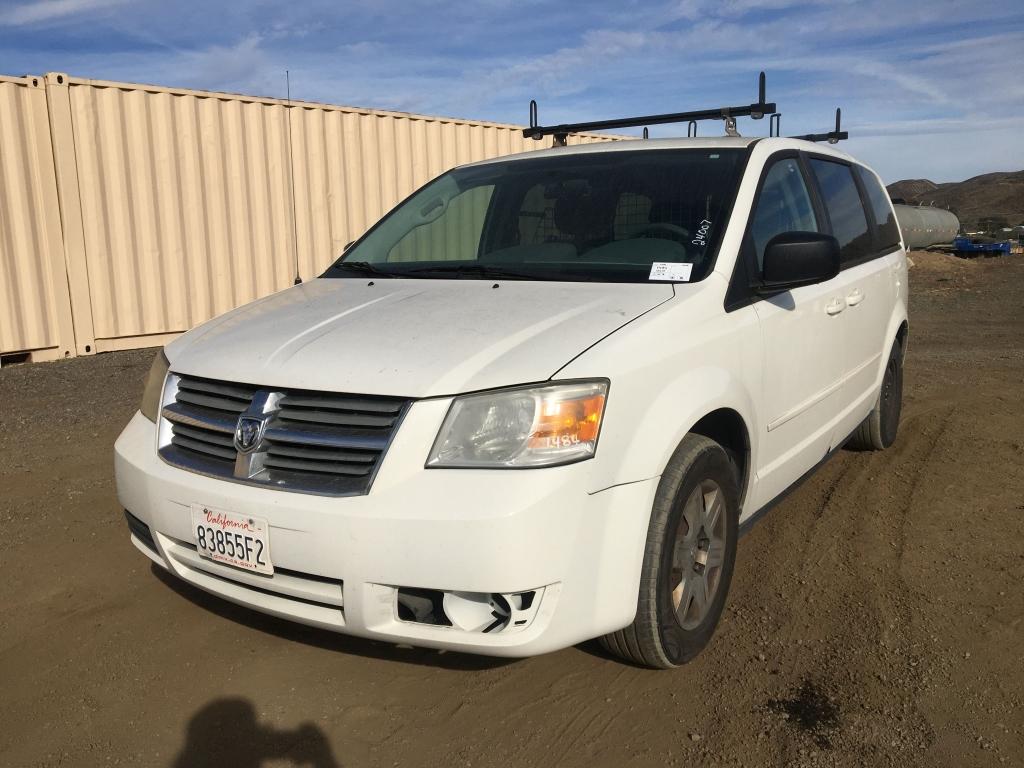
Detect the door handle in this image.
<box><xmin>825</xmin><ymin>298</ymin><xmax>845</xmax><ymax>316</ymax></box>
<box><xmin>846</xmin><ymin>289</ymin><xmax>865</xmax><ymax>307</ymax></box>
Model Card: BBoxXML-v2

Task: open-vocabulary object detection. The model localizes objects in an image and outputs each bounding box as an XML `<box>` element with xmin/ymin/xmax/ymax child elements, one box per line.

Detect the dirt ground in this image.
<box><xmin>1</xmin><ymin>250</ymin><xmax>1022</xmax><ymax>768</ymax></box>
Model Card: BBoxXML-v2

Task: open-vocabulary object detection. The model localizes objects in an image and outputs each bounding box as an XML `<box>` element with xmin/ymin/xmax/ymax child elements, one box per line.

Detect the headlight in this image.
<box><xmin>140</xmin><ymin>350</ymin><xmax>170</xmax><ymax>423</ymax></box>
<box><xmin>426</xmin><ymin>380</ymin><xmax>608</xmax><ymax>468</ymax></box>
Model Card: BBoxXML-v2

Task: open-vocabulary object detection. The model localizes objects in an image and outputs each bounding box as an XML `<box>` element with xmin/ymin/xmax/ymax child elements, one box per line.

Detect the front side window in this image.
<box><xmin>809</xmin><ymin>159</ymin><xmax>873</xmax><ymax>264</ymax></box>
<box><xmin>324</xmin><ymin>149</ymin><xmax>747</xmax><ymax>283</ymax></box>
<box><xmin>749</xmin><ymin>158</ymin><xmax>819</xmax><ymax>271</ymax></box>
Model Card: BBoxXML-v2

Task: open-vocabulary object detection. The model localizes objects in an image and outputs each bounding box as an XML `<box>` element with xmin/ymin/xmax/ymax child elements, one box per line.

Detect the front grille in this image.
<box><xmin>175</xmin><ymin>376</ymin><xmax>255</xmax><ymax>414</ymax></box>
<box><xmin>159</xmin><ymin>374</ymin><xmax>410</xmax><ymax>495</ymax></box>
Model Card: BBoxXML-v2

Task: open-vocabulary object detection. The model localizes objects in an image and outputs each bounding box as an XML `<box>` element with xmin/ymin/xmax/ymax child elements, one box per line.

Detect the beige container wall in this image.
<box><xmin>68</xmin><ymin>81</ymin><xmax>299</xmax><ymax>342</ymax></box>
<box><xmin>0</xmin><ymin>75</ymin><xmax>75</xmax><ymax>360</ymax></box>
<box><xmin>0</xmin><ymin>73</ymin><xmax>615</xmax><ymax>357</ymax></box>
<box><xmin>289</xmin><ymin>107</ymin><xmax>607</xmax><ymax>275</ymax></box>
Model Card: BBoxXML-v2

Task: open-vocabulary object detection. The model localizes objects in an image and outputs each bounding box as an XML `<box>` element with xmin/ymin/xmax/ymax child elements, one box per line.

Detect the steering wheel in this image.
<box><xmin>639</xmin><ymin>222</ymin><xmax>690</xmax><ymax>243</ymax></box>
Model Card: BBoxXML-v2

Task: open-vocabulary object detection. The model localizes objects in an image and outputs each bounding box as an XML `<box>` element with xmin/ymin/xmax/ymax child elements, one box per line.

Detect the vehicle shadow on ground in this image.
<box><xmin>172</xmin><ymin>697</ymin><xmax>339</xmax><ymax>767</ymax></box>
<box><xmin>151</xmin><ymin>565</ymin><xmax>515</xmax><ymax>672</ymax></box>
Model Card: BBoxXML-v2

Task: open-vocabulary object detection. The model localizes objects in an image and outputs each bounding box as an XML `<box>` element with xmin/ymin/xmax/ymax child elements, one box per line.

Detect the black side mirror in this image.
<box><xmin>343</xmin><ymin>241</ymin><xmax>355</xmax><ymax>251</ymax></box>
<box><xmin>758</xmin><ymin>231</ymin><xmax>840</xmax><ymax>292</ymax></box>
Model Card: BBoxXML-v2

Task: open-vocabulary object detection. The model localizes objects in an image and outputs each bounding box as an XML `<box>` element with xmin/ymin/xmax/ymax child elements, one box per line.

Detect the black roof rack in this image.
<box><xmin>524</xmin><ymin>72</ymin><xmax>776</xmax><ymax>146</ymax></box>
<box><xmin>790</xmin><ymin>108</ymin><xmax>849</xmax><ymax>144</ymax></box>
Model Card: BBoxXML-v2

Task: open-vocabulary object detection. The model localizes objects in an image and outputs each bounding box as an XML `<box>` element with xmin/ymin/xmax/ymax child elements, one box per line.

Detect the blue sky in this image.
<box><xmin>2</xmin><ymin>0</ymin><xmax>1022</xmax><ymax>183</ymax></box>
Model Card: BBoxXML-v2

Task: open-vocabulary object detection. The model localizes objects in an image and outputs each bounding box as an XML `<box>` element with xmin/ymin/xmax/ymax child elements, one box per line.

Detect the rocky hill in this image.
<box><xmin>887</xmin><ymin>179</ymin><xmax>940</xmax><ymax>201</ymax></box>
<box><xmin>887</xmin><ymin>171</ymin><xmax>1024</xmax><ymax>229</ymax></box>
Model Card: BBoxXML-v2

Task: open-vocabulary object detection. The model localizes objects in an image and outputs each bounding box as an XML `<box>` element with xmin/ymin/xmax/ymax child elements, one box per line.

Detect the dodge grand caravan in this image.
<box><xmin>115</xmin><ymin>136</ymin><xmax>907</xmax><ymax>668</ymax></box>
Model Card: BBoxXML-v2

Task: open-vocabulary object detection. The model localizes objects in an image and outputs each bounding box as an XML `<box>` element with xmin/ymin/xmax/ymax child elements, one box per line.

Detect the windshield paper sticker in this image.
<box><xmin>649</xmin><ymin>262</ymin><xmax>693</xmax><ymax>282</ymax></box>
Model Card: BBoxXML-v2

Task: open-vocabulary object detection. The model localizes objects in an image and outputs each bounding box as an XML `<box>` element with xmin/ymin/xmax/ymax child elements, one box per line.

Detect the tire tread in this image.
<box><xmin>847</xmin><ymin>338</ymin><xmax>902</xmax><ymax>451</ymax></box>
<box><xmin>600</xmin><ymin>434</ymin><xmax>733</xmax><ymax>668</ymax></box>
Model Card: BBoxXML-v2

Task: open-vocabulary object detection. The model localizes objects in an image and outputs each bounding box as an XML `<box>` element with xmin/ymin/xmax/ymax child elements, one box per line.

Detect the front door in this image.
<box><xmin>748</xmin><ymin>156</ymin><xmax>848</xmax><ymax>504</ymax></box>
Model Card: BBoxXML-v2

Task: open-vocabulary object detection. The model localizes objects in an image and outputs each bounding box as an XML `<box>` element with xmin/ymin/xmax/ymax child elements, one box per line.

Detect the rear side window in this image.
<box><xmin>749</xmin><ymin>158</ymin><xmax>819</xmax><ymax>270</ymax></box>
<box><xmin>855</xmin><ymin>166</ymin><xmax>901</xmax><ymax>251</ymax></box>
<box><xmin>809</xmin><ymin>159</ymin><xmax>872</xmax><ymax>264</ymax></box>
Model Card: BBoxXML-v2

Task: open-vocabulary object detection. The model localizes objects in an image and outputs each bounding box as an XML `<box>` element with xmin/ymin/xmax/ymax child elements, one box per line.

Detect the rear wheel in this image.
<box><xmin>848</xmin><ymin>338</ymin><xmax>903</xmax><ymax>451</ymax></box>
<box><xmin>600</xmin><ymin>435</ymin><xmax>739</xmax><ymax>668</ymax></box>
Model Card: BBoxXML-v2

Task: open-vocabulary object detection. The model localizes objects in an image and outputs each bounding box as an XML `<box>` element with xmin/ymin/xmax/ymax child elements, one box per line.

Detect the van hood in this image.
<box><xmin>166</xmin><ymin>278</ymin><xmax>673</xmax><ymax>397</ymax></box>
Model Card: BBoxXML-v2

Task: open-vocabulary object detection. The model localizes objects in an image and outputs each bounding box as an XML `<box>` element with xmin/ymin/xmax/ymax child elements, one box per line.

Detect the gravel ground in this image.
<box><xmin>1</xmin><ymin>250</ymin><xmax>1022</xmax><ymax>768</ymax></box>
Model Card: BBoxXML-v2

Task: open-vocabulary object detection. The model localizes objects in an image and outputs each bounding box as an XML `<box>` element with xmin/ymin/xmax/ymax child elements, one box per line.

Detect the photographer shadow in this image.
<box><xmin>172</xmin><ymin>697</ymin><xmax>339</xmax><ymax>768</ymax></box>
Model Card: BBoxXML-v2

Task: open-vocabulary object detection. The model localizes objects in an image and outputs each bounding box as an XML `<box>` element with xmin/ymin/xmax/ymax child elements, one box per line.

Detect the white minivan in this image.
<box><xmin>115</xmin><ymin>135</ymin><xmax>907</xmax><ymax>668</ymax></box>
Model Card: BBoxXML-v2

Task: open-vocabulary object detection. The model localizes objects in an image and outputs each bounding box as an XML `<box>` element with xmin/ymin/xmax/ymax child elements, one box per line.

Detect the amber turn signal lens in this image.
<box><xmin>528</xmin><ymin>394</ymin><xmax>606</xmax><ymax>450</ymax></box>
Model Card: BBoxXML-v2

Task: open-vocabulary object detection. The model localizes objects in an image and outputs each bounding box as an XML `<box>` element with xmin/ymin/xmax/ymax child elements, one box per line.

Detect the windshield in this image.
<box><xmin>324</xmin><ymin>149</ymin><xmax>746</xmax><ymax>283</ymax></box>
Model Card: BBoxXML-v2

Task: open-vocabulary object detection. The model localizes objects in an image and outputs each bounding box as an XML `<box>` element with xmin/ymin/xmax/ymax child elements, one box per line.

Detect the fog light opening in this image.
<box><xmin>443</xmin><ymin>591</ymin><xmax>503</xmax><ymax>633</ymax></box>
<box><xmin>396</xmin><ymin>587</ymin><xmax>542</xmax><ymax>634</ymax></box>
<box><xmin>443</xmin><ymin>590</ymin><xmax>540</xmax><ymax>633</ymax></box>
<box><xmin>483</xmin><ymin>593</ymin><xmax>511</xmax><ymax>634</ymax></box>
<box><xmin>396</xmin><ymin>588</ymin><xmax>451</xmax><ymax>627</ymax></box>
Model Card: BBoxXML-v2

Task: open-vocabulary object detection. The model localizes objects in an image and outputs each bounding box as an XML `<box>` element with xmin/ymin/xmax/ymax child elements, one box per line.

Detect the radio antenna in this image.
<box><xmin>286</xmin><ymin>70</ymin><xmax>302</xmax><ymax>284</ymax></box>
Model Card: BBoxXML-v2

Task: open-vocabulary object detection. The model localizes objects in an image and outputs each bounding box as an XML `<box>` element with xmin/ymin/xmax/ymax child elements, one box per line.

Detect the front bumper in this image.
<box><xmin>114</xmin><ymin>410</ymin><xmax>658</xmax><ymax>657</ymax></box>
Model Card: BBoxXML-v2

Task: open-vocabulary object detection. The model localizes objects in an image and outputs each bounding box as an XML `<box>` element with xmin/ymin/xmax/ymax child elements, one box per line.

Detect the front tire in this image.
<box><xmin>600</xmin><ymin>435</ymin><xmax>739</xmax><ymax>669</ymax></box>
<box><xmin>848</xmin><ymin>338</ymin><xmax>903</xmax><ymax>451</ymax></box>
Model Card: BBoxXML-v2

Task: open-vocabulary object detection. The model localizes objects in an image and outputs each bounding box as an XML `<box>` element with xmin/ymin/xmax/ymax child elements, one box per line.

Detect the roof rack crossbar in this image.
<box><xmin>790</xmin><ymin>107</ymin><xmax>849</xmax><ymax>144</ymax></box>
<box><xmin>525</xmin><ymin>71</ymin><xmax>775</xmax><ymax>143</ymax></box>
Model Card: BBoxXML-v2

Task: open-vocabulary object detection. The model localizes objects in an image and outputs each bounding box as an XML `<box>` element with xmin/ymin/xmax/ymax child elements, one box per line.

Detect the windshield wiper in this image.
<box><xmin>405</xmin><ymin>263</ymin><xmax>551</xmax><ymax>281</ymax></box>
<box><xmin>335</xmin><ymin>261</ymin><xmax>599</xmax><ymax>282</ymax></box>
<box><xmin>330</xmin><ymin>260</ymin><xmax>399</xmax><ymax>278</ymax></box>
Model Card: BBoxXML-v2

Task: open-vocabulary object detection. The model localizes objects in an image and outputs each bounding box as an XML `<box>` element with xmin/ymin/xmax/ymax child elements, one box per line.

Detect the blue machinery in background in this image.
<box><xmin>893</xmin><ymin>206</ymin><xmax>1014</xmax><ymax>256</ymax></box>
<box><xmin>953</xmin><ymin>236</ymin><xmax>1013</xmax><ymax>257</ymax></box>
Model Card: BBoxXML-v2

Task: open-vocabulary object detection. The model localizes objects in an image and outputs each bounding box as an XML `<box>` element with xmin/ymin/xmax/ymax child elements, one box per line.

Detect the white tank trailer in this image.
<box><xmin>893</xmin><ymin>204</ymin><xmax>960</xmax><ymax>249</ymax></box>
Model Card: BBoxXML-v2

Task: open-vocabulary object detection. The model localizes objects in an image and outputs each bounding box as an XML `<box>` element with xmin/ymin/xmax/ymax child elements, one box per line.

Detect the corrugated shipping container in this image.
<box><xmin>0</xmin><ymin>72</ymin><xmax>618</xmax><ymax>360</ymax></box>
<box><xmin>0</xmin><ymin>75</ymin><xmax>75</xmax><ymax>361</ymax></box>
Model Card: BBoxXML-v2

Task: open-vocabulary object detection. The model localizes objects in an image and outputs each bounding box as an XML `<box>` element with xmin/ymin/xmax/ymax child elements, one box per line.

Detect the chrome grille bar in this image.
<box><xmin>262</xmin><ymin>424</ymin><xmax>390</xmax><ymax>451</ymax></box>
<box><xmin>162</xmin><ymin>401</ymin><xmax>236</xmax><ymax>433</ymax></box>
<box><xmin>159</xmin><ymin>373</ymin><xmax>411</xmax><ymax>496</ymax></box>
<box><xmin>262</xmin><ymin>455</ymin><xmax>373</xmax><ymax>476</ymax></box>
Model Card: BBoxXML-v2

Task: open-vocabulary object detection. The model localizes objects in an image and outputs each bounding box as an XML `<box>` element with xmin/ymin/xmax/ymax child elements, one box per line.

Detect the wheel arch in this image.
<box><xmin>589</xmin><ymin>362</ymin><xmax>761</xmax><ymax>502</ymax></box>
<box><xmin>895</xmin><ymin>318</ymin><xmax>909</xmax><ymax>361</ymax></box>
<box><xmin>687</xmin><ymin>408</ymin><xmax>751</xmax><ymax>509</ymax></box>
<box><xmin>875</xmin><ymin>305</ymin><xmax>909</xmax><ymax>390</ymax></box>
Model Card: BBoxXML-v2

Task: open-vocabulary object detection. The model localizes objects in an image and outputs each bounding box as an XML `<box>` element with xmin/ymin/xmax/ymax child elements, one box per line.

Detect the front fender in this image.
<box><xmin>594</xmin><ymin>364</ymin><xmax>759</xmax><ymax>497</ymax></box>
<box><xmin>556</xmin><ymin>288</ymin><xmax>763</xmax><ymax>501</ymax></box>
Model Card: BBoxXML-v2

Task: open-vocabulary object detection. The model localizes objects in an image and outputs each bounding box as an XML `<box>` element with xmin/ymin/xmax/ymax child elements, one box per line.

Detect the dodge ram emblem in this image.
<box><xmin>234</xmin><ymin>416</ymin><xmax>267</xmax><ymax>453</ymax></box>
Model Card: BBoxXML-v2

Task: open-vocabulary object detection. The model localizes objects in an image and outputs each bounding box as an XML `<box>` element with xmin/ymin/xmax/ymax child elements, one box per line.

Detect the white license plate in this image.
<box><xmin>190</xmin><ymin>504</ymin><xmax>273</xmax><ymax>575</ymax></box>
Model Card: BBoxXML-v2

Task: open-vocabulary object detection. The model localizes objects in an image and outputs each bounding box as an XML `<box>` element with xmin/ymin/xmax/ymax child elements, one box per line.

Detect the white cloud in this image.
<box><xmin>854</xmin><ymin>115</ymin><xmax>1024</xmax><ymax>138</ymax></box>
<box><xmin>2</xmin><ymin>0</ymin><xmax>1020</xmax><ymax>181</ymax></box>
<box><xmin>175</xmin><ymin>33</ymin><xmax>268</xmax><ymax>92</ymax></box>
<box><xmin>2</xmin><ymin>0</ymin><xmax>128</xmax><ymax>26</ymax></box>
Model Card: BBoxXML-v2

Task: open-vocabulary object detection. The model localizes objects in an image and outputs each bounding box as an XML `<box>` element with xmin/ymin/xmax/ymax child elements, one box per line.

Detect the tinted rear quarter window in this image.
<box><xmin>855</xmin><ymin>166</ymin><xmax>901</xmax><ymax>251</ymax></box>
<box><xmin>809</xmin><ymin>158</ymin><xmax>873</xmax><ymax>264</ymax></box>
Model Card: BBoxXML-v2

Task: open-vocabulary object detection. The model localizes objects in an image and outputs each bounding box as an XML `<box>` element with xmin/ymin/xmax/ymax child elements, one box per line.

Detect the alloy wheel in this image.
<box><xmin>670</xmin><ymin>479</ymin><xmax>728</xmax><ymax>630</ymax></box>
